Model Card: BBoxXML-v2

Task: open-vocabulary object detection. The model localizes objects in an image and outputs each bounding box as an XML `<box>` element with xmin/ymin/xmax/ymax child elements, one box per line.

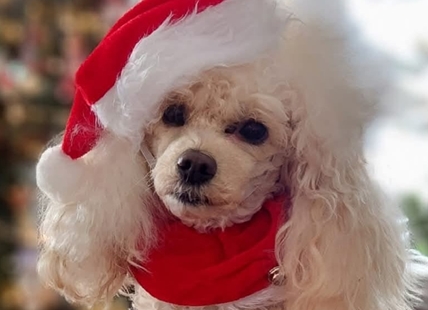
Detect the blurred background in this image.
<box><xmin>0</xmin><ymin>0</ymin><xmax>427</xmax><ymax>309</ymax></box>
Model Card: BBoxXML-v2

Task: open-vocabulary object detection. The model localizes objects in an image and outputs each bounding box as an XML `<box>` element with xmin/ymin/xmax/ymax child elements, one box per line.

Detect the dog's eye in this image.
<box><xmin>239</xmin><ymin>119</ymin><xmax>268</xmax><ymax>145</ymax></box>
<box><xmin>162</xmin><ymin>104</ymin><xmax>186</xmax><ymax>127</ymax></box>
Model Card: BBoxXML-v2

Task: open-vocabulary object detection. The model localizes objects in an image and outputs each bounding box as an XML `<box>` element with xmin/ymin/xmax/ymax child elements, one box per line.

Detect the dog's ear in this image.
<box><xmin>37</xmin><ymin>132</ymin><xmax>156</xmax><ymax>306</ymax></box>
<box><xmin>276</xmin><ymin>119</ymin><xmax>414</xmax><ymax>310</ymax></box>
<box><xmin>273</xmin><ymin>4</ymin><xmax>417</xmax><ymax>310</ymax></box>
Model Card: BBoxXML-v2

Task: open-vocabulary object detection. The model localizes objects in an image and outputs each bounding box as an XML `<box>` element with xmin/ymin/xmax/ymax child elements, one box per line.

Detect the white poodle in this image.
<box><xmin>35</xmin><ymin>0</ymin><xmax>428</xmax><ymax>310</ymax></box>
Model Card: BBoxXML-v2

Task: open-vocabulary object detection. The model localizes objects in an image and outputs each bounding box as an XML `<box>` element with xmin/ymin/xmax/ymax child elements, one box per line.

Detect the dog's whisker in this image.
<box><xmin>125</xmin><ymin>172</ymin><xmax>154</xmax><ymax>199</ymax></box>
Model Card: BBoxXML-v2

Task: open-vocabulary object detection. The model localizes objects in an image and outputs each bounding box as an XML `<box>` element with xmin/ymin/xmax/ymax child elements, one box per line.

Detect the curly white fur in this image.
<box><xmin>36</xmin><ymin>0</ymin><xmax>428</xmax><ymax>309</ymax></box>
<box><xmin>271</xmin><ymin>1</ymin><xmax>417</xmax><ymax>309</ymax></box>
<box><xmin>38</xmin><ymin>135</ymin><xmax>157</xmax><ymax>306</ymax></box>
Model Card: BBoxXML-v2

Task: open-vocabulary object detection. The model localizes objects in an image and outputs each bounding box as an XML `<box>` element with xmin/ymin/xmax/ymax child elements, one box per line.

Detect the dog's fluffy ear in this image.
<box><xmin>277</xmin><ymin>123</ymin><xmax>414</xmax><ymax>310</ymax></box>
<box><xmin>37</xmin><ymin>133</ymin><xmax>156</xmax><ymax>306</ymax></box>
<box><xmin>274</xmin><ymin>2</ymin><xmax>418</xmax><ymax>310</ymax></box>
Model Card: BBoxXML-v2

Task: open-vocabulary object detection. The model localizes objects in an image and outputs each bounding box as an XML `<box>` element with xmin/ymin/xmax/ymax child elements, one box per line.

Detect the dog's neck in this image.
<box><xmin>131</xmin><ymin>197</ymin><xmax>288</xmax><ymax>308</ymax></box>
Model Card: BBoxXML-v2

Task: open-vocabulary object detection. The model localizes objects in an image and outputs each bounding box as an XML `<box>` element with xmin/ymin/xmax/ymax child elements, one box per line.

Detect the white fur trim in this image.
<box><xmin>36</xmin><ymin>146</ymin><xmax>88</xmax><ymax>203</ymax></box>
<box><xmin>93</xmin><ymin>0</ymin><xmax>291</xmax><ymax>146</ymax></box>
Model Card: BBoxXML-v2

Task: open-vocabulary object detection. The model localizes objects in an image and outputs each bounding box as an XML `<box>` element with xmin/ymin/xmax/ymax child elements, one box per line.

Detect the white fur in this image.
<box><xmin>133</xmin><ymin>285</ymin><xmax>285</xmax><ymax>310</ymax></box>
<box><xmin>38</xmin><ymin>134</ymin><xmax>157</xmax><ymax>306</ymax></box>
<box><xmin>280</xmin><ymin>0</ymin><xmax>394</xmax><ymax>154</ymax></box>
<box><xmin>270</xmin><ymin>1</ymin><xmax>417</xmax><ymax>309</ymax></box>
<box><xmin>93</xmin><ymin>0</ymin><xmax>291</xmax><ymax>147</ymax></box>
<box><xmin>36</xmin><ymin>145</ymin><xmax>89</xmax><ymax>203</ymax></box>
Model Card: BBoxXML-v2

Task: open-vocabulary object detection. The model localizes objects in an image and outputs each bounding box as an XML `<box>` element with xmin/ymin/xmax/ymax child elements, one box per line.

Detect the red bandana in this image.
<box><xmin>130</xmin><ymin>197</ymin><xmax>287</xmax><ymax>306</ymax></box>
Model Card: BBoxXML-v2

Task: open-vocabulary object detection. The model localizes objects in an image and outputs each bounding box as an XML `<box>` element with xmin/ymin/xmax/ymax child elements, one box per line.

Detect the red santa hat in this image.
<box><xmin>37</xmin><ymin>0</ymin><xmax>290</xmax><ymax>203</ymax></box>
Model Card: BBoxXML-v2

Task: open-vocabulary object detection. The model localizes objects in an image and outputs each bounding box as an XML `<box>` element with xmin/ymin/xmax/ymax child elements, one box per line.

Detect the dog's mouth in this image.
<box><xmin>174</xmin><ymin>191</ymin><xmax>210</xmax><ymax>206</ymax></box>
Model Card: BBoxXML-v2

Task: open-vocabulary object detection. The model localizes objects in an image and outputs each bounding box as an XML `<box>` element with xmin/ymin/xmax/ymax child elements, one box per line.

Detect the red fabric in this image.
<box><xmin>62</xmin><ymin>0</ymin><xmax>225</xmax><ymax>159</ymax></box>
<box><xmin>63</xmin><ymin>89</ymin><xmax>102</xmax><ymax>159</ymax></box>
<box><xmin>131</xmin><ymin>197</ymin><xmax>287</xmax><ymax>306</ymax></box>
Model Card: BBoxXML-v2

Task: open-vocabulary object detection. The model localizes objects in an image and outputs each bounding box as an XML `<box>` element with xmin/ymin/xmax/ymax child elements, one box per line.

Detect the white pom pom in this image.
<box><xmin>36</xmin><ymin>145</ymin><xmax>88</xmax><ymax>203</ymax></box>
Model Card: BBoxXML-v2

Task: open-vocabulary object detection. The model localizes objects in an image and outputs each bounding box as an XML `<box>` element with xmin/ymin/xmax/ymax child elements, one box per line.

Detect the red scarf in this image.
<box><xmin>130</xmin><ymin>197</ymin><xmax>287</xmax><ymax>306</ymax></box>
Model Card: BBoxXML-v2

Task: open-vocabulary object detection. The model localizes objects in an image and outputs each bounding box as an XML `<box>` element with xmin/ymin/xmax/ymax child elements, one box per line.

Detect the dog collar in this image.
<box><xmin>130</xmin><ymin>197</ymin><xmax>287</xmax><ymax>306</ymax></box>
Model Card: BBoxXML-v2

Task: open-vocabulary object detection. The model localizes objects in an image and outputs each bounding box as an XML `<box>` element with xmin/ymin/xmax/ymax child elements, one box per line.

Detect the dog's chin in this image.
<box><xmin>161</xmin><ymin>194</ymin><xmax>210</xmax><ymax>229</ymax></box>
<box><xmin>174</xmin><ymin>191</ymin><xmax>210</xmax><ymax>207</ymax></box>
<box><xmin>160</xmin><ymin>193</ymin><xmax>245</xmax><ymax>231</ymax></box>
<box><xmin>160</xmin><ymin>191</ymin><xmax>266</xmax><ymax>232</ymax></box>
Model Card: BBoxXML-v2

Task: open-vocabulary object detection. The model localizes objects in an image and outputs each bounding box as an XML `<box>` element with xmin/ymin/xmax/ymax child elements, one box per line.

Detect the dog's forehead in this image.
<box><xmin>187</xmin><ymin>72</ymin><xmax>280</xmax><ymax>116</ymax></box>
<box><xmin>190</xmin><ymin>91</ymin><xmax>288</xmax><ymax>129</ymax></box>
<box><xmin>160</xmin><ymin>67</ymin><xmax>289</xmax><ymax>129</ymax></box>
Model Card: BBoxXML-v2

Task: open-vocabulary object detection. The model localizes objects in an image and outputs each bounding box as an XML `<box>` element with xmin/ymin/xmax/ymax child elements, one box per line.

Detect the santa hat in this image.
<box><xmin>37</xmin><ymin>0</ymin><xmax>290</xmax><ymax>203</ymax></box>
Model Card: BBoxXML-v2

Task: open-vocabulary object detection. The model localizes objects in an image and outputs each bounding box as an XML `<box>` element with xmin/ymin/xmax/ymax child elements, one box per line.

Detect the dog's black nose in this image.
<box><xmin>177</xmin><ymin>150</ymin><xmax>217</xmax><ymax>185</ymax></box>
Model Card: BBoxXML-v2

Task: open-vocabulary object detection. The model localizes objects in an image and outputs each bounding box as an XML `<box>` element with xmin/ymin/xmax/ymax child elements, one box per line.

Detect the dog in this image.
<box><xmin>35</xmin><ymin>0</ymin><xmax>428</xmax><ymax>310</ymax></box>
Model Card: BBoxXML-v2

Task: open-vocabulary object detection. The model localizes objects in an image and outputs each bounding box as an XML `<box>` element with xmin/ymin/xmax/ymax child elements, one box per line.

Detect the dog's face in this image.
<box><xmin>145</xmin><ymin>67</ymin><xmax>291</xmax><ymax>230</ymax></box>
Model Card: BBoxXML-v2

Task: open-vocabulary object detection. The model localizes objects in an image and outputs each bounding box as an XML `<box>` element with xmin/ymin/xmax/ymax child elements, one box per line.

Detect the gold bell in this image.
<box><xmin>268</xmin><ymin>266</ymin><xmax>286</xmax><ymax>286</ymax></box>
